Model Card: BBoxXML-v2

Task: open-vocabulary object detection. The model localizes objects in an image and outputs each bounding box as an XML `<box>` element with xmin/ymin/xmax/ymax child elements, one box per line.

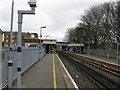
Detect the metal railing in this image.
<box><xmin>84</xmin><ymin>49</ymin><xmax>120</xmax><ymax>59</ymax></box>
<box><xmin>1</xmin><ymin>47</ymin><xmax>45</xmax><ymax>88</ymax></box>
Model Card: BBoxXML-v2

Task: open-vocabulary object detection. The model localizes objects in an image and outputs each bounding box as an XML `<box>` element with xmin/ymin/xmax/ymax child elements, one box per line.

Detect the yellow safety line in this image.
<box><xmin>53</xmin><ymin>54</ymin><xmax>57</xmax><ymax>90</ymax></box>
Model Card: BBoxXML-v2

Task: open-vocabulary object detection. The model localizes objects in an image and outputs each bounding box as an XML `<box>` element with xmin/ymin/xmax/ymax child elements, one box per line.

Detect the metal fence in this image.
<box><xmin>84</xmin><ymin>49</ymin><xmax>120</xmax><ymax>59</ymax></box>
<box><xmin>2</xmin><ymin>47</ymin><xmax>45</xmax><ymax>88</ymax></box>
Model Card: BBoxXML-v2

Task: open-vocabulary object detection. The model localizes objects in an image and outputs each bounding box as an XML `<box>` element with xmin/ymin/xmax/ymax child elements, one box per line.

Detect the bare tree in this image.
<box><xmin>65</xmin><ymin>1</ymin><xmax>119</xmax><ymax>51</ymax></box>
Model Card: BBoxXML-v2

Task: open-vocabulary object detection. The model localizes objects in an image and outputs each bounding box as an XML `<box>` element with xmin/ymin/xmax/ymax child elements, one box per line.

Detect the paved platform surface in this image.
<box><xmin>78</xmin><ymin>54</ymin><xmax>120</xmax><ymax>66</ymax></box>
<box><xmin>13</xmin><ymin>53</ymin><xmax>75</xmax><ymax>88</ymax></box>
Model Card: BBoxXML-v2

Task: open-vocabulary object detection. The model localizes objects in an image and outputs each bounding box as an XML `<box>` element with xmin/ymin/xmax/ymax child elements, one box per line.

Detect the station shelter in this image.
<box><xmin>56</xmin><ymin>41</ymin><xmax>69</xmax><ymax>51</ymax></box>
<box><xmin>68</xmin><ymin>43</ymin><xmax>84</xmax><ymax>54</ymax></box>
<box><xmin>42</xmin><ymin>39</ymin><xmax>57</xmax><ymax>54</ymax></box>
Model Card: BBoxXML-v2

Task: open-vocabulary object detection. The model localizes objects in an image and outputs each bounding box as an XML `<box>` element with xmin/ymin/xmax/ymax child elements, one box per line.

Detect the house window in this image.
<box><xmin>6</xmin><ymin>40</ymin><xmax>8</xmax><ymax>42</ymax></box>
<box><xmin>31</xmin><ymin>34</ymin><xmax>35</xmax><ymax>38</ymax></box>
<box><xmin>14</xmin><ymin>37</ymin><xmax>17</xmax><ymax>40</ymax></box>
<box><xmin>6</xmin><ymin>35</ymin><xmax>8</xmax><ymax>38</ymax></box>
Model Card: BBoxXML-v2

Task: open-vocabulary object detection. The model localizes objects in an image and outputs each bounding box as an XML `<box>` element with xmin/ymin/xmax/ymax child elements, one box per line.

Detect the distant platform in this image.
<box><xmin>77</xmin><ymin>54</ymin><xmax>120</xmax><ymax>66</ymax></box>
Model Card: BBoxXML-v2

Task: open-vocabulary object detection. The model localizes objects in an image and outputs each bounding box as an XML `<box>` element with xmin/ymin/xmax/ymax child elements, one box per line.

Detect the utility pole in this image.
<box><xmin>106</xmin><ymin>4</ymin><xmax>110</xmax><ymax>59</ymax></box>
<box><xmin>88</xmin><ymin>23</ymin><xmax>91</xmax><ymax>55</ymax></box>
<box><xmin>117</xmin><ymin>1</ymin><xmax>120</xmax><ymax>64</ymax></box>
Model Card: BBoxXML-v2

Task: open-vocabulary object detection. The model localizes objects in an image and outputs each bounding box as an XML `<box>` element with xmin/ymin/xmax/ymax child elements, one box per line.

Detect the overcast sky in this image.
<box><xmin>0</xmin><ymin>0</ymin><xmax>114</xmax><ymax>41</ymax></box>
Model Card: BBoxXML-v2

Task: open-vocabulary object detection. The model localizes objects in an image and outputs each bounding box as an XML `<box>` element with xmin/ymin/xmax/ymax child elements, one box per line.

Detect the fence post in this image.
<box><xmin>8</xmin><ymin>61</ymin><xmax>13</xmax><ymax>88</ymax></box>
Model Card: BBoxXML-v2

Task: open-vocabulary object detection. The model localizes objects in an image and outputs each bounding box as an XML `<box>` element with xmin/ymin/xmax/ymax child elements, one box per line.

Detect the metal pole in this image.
<box><xmin>17</xmin><ymin>1</ymin><xmax>36</xmax><ymax>87</ymax></box>
<box><xmin>8</xmin><ymin>0</ymin><xmax>14</xmax><ymax>88</ymax></box>
<box><xmin>17</xmin><ymin>13</ymin><xmax>23</xmax><ymax>88</ymax></box>
<box><xmin>88</xmin><ymin>28</ymin><xmax>90</xmax><ymax>55</ymax></box>
<box><xmin>40</xmin><ymin>28</ymin><xmax>42</xmax><ymax>45</ymax></box>
<box><xmin>107</xmin><ymin>35</ymin><xmax>110</xmax><ymax>59</ymax></box>
<box><xmin>8</xmin><ymin>61</ymin><xmax>13</xmax><ymax>88</ymax></box>
<box><xmin>117</xmin><ymin>39</ymin><xmax>119</xmax><ymax>63</ymax></box>
<box><xmin>40</xmin><ymin>26</ymin><xmax>46</xmax><ymax>46</ymax></box>
<box><xmin>49</xmin><ymin>45</ymin><xmax>50</xmax><ymax>54</ymax></box>
<box><xmin>39</xmin><ymin>28</ymin><xmax>42</xmax><ymax>59</ymax></box>
<box><xmin>10</xmin><ymin>0</ymin><xmax>14</xmax><ymax>48</ymax></box>
<box><xmin>106</xmin><ymin>5</ymin><xmax>110</xmax><ymax>59</ymax></box>
<box><xmin>88</xmin><ymin>38</ymin><xmax>90</xmax><ymax>55</ymax></box>
<box><xmin>117</xmin><ymin>1</ymin><xmax>120</xmax><ymax>64</ymax></box>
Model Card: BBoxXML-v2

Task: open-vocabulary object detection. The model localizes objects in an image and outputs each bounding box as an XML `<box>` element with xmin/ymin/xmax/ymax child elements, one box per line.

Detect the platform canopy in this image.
<box><xmin>0</xmin><ymin>29</ymin><xmax>3</xmax><ymax>34</ymax></box>
<box><xmin>68</xmin><ymin>43</ymin><xmax>84</xmax><ymax>47</ymax></box>
<box><xmin>42</xmin><ymin>39</ymin><xmax>56</xmax><ymax>45</ymax></box>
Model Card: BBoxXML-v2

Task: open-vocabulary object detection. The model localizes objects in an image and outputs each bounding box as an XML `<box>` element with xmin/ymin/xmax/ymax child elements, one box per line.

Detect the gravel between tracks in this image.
<box><xmin>57</xmin><ymin>52</ymin><xmax>101</xmax><ymax>89</ymax></box>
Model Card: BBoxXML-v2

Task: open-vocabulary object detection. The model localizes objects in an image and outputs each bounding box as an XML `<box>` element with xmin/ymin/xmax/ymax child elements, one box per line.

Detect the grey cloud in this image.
<box><xmin>0</xmin><ymin>0</ymin><xmax>110</xmax><ymax>40</ymax></box>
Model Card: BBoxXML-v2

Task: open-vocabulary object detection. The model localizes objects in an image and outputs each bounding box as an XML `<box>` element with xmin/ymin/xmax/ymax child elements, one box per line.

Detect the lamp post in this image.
<box><xmin>17</xmin><ymin>0</ymin><xmax>36</xmax><ymax>88</ymax></box>
<box><xmin>40</xmin><ymin>26</ymin><xmax>46</xmax><ymax>45</ymax></box>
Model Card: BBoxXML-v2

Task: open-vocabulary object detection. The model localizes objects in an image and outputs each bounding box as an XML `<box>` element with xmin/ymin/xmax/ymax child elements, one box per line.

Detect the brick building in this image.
<box><xmin>0</xmin><ymin>29</ymin><xmax>3</xmax><ymax>49</ymax></box>
<box><xmin>0</xmin><ymin>29</ymin><xmax>3</xmax><ymax>61</ymax></box>
<box><xmin>22</xmin><ymin>38</ymin><xmax>40</xmax><ymax>47</ymax></box>
<box><xmin>3</xmin><ymin>31</ymin><xmax>39</xmax><ymax>47</ymax></box>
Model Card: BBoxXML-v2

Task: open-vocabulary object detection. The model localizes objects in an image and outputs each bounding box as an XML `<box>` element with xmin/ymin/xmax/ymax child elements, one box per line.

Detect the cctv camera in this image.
<box><xmin>28</xmin><ymin>0</ymin><xmax>36</xmax><ymax>7</ymax></box>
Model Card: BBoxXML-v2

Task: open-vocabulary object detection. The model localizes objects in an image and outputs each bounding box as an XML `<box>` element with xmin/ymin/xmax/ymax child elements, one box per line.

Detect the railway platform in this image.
<box><xmin>63</xmin><ymin>51</ymin><xmax>120</xmax><ymax>71</ymax></box>
<box><xmin>13</xmin><ymin>53</ymin><xmax>77</xmax><ymax>89</ymax></box>
<box><xmin>77</xmin><ymin>54</ymin><xmax>120</xmax><ymax>66</ymax></box>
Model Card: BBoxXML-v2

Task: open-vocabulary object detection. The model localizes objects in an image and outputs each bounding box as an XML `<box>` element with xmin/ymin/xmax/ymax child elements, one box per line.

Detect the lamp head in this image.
<box><xmin>41</xmin><ymin>26</ymin><xmax>46</xmax><ymax>28</ymax></box>
<box><xmin>28</xmin><ymin>0</ymin><xmax>37</xmax><ymax>7</ymax></box>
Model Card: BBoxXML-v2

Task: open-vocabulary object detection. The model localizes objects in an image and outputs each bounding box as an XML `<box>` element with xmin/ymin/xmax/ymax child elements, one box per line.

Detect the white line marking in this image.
<box><xmin>56</xmin><ymin>54</ymin><xmax>79</xmax><ymax>90</ymax></box>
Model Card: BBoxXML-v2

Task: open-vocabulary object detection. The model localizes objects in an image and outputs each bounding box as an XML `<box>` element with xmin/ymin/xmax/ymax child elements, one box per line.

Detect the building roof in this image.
<box><xmin>3</xmin><ymin>31</ymin><xmax>38</xmax><ymax>39</ymax></box>
<box><xmin>31</xmin><ymin>33</ymin><xmax>38</xmax><ymax>37</ymax></box>
<box><xmin>42</xmin><ymin>39</ymin><xmax>57</xmax><ymax>44</ymax></box>
<box><xmin>56</xmin><ymin>41</ymin><xmax>69</xmax><ymax>46</ymax></box>
<box><xmin>68</xmin><ymin>43</ymin><xmax>84</xmax><ymax>47</ymax></box>
<box><xmin>22</xmin><ymin>38</ymin><xmax>39</xmax><ymax>40</ymax></box>
<box><xmin>0</xmin><ymin>29</ymin><xmax>3</xmax><ymax>34</ymax></box>
<box><xmin>41</xmin><ymin>39</ymin><xmax>57</xmax><ymax>41</ymax></box>
<box><xmin>28</xmin><ymin>44</ymin><xmax>39</xmax><ymax>47</ymax></box>
<box><xmin>3</xmin><ymin>31</ymin><xmax>10</xmax><ymax>34</ymax></box>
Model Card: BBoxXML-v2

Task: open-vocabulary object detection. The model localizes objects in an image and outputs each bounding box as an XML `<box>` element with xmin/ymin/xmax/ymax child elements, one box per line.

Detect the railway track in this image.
<box><xmin>57</xmin><ymin>51</ymin><xmax>120</xmax><ymax>90</ymax></box>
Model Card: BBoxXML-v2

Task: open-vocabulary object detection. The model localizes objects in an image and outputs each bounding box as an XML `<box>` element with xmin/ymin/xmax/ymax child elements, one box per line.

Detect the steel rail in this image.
<box><xmin>58</xmin><ymin>52</ymin><xmax>120</xmax><ymax>89</ymax></box>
